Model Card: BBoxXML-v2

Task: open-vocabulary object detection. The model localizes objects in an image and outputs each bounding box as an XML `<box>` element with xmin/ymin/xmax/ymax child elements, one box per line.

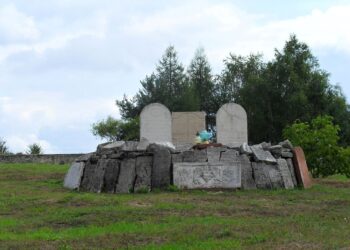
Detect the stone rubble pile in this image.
<box><xmin>64</xmin><ymin>139</ymin><xmax>301</xmax><ymax>193</ymax></box>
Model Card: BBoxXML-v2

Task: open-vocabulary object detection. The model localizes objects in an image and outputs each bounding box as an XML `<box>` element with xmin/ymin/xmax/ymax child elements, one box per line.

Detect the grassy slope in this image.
<box><xmin>0</xmin><ymin>164</ymin><xmax>349</xmax><ymax>250</ymax></box>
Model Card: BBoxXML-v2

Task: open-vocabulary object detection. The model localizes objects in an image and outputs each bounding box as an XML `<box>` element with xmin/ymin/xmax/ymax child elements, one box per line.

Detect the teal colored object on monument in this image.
<box><xmin>199</xmin><ymin>130</ymin><xmax>213</xmax><ymax>141</ymax></box>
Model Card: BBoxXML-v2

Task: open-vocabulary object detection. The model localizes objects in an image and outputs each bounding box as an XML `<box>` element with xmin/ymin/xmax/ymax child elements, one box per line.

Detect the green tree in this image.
<box><xmin>0</xmin><ymin>138</ymin><xmax>10</xmax><ymax>155</ymax></box>
<box><xmin>92</xmin><ymin>116</ymin><xmax>139</xmax><ymax>142</ymax></box>
<box><xmin>26</xmin><ymin>143</ymin><xmax>43</xmax><ymax>155</ymax></box>
<box><xmin>283</xmin><ymin>115</ymin><xmax>350</xmax><ymax>177</ymax></box>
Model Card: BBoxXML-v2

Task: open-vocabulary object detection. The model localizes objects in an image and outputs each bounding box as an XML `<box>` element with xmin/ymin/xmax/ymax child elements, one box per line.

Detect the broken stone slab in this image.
<box><xmin>122</xmin><ymin>141</ymin><xmax>139</xmax><ymax>151</ymax></box>
<box><xmin>102</xmin><ymin>159</ymin><xmax>120</xmax><ymax>193</ymax></box>
<box><xmin>239</xmin><ymin>154</ymin><xmax>256</xmax><ymax>190</ymax></box>
<box><xmin>64</xmin><ymin>162</ymin><xmax>85</xmax><ymax>190</ymax></box>
<box><xmin>251</xmin><ymin>145</ymin><xmax>277</xmax><ymax>164</ymax></box>
<box><xmin>115</xmin><ymin>158</ymin><xmax>136</xmax><ymax>193</ymax></box>
<box><xmin>134</xmin><ymin>156</ymin><xmax>153</xmax><ymax>192</ymax></box>
<box><xmin>79</xmin><ymin>161</ymin><xmax>98</xmax><ymax>191</ymax></box>
<box><xmin>90</xmin><ymin>159</ymin><xmax>110</xmax><ymax>193</ymax></box>
<box><xmin>281</xmin><ymin>150</ymin><xmax>293</xmax><ymax>158</ymax></box>
<box><xmin>286</xmin><ymin>158</ymin><xmax>298</xmax><ymax>187</ymax></box>
<box><xmin>75</xmin><ymin>153</ymin><xmax>94</xmax><ymax>162</ymax></box>
<box><xmin>173</xmin><ymin>162</ymin><xmax>241</xmax><ymax>189</ymax></box>
<box><xmin>269</xmin><ymin>145</ymin><xmax>282</xmax><ymax>157</ymax></box>
<box><xmin>240</xmin><ymin>143</ymin><xmax>253</xmax><ymax>155</ymax></box>
<box><xmin>108</xmin><ymin>152</ymin><xmax>125</xmax><ymax>159</ymax></box>
<box><xmin>171</xmin><ymin>153</ymin><xmax>183</xmax><ymax>163</ymax></box>
<box><xmin>293</xmin><ymin>147</ymin><xmax>313</xmax><ymax>188</ymax></box>
<box><xmin>220</xmin><ymin>149</ymin><xmax>239</xmax><ymax>162</ymax></box>
<box><xmin>182</xmin><ymin>150</ymin><xmax>195</xmax><ymax>162</ymax></box>
<box><xmin>276</xmin><ymin>158</ymin><xmax>295</xmax><ymax>189</ymax></box>
<box><xmin>97</xmin><ymin>141</ymin><xmax>125</xmax><ymax>155</ymax></box>
<box><xmin>279</xmin><ymin>140</ymin><xmax>294</xmax><ymax>150</ymax></box>
<box><xmin>260</xmin><ymin>142</ymin><xmax>272</xmax><ymax>150</ymax></box>
<box><xmin>252</xmin><ymin>162</ymin><xmax>284</xmax><ymax>189</ymax></box>
<box><xmin>149</xmin><ymin>144</ymin><xmax>172</xmax><ymax>188</ymax></box>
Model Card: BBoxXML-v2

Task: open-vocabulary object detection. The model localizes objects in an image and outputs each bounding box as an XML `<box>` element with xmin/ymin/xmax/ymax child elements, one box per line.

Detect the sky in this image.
<box><xmin>1</xmin><ymin>0</ymin><xmax>349</xmax><ymax>153</ymax></box>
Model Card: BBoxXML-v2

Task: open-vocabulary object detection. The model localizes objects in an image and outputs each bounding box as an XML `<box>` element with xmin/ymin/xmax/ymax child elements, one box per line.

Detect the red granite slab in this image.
<box><xmin>293</xmin><ymin>147</ymin><xmax>313</xmax><ymax>188</ymax></box>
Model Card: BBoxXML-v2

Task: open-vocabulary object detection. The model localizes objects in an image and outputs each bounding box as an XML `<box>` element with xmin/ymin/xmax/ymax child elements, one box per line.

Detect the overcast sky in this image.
<box><xmin>1</xmin><ymin>0</ymin><xmax>349</xmax><ymax>153</ymax></box>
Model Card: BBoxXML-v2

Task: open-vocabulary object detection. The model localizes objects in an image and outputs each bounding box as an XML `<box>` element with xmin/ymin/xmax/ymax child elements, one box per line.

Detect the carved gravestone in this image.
<box><xmin>172</xmin><ymin>112</ymin><xmax>206</xmax><ymax>144</ymax></box>
<box><xmin>173</xmin><ymin>162</ymin><xmax>241</xmax><ymax>189</ymax></box>
<box><xmin>293</xmin><ymin>147</ymin><xmax>313</xmax><ymax>188</ymax></box>
<box><xmin>216</xmin><ymin>103</ymin><xmax>248</xmax><ymax>147</ymax></box>
<box><xmin>140</xmin><ymin>103</ymin><xmax>172</xmax><ymax>143</ymax></box>
<box><xmin>63</xmin><ymin>162</ymin><xmax>85</xmax><ymax>190</ymax></box>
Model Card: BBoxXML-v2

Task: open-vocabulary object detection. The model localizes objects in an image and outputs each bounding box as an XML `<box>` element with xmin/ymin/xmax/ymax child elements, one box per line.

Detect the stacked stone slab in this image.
<box><xmin>64</xmin><ymin>139</ymin><xmax>307</xmax><ymax>193</ymax></box>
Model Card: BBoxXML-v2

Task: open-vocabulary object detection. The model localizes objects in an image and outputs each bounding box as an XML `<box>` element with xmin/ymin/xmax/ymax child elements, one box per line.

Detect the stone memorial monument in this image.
<box><xmin>172</xmin><ymin>112</ymin><xmax>206</xmax><ymax>145</ymax></box>
<box><xmin>140</xmin><ymin>103</ymin><xmax>172</xmax><ymax>143</ymax></box>
<box><xmin>216</xmin><ymin>103</ymin><xmax>248</xmax><ymax>146</ymax></box>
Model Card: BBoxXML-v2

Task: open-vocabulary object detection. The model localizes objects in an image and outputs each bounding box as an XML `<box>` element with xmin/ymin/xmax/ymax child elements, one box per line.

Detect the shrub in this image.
<box><xmin>26</xmin><ymin>143</ymin><xmax>44</xmax><ymax>155</ymax></box>
<box><xmin>0</xmin><ymin>138</ymin><xmax>10</xmax><ymax>155</ymax></box>
<box><xmin>283</xmin><ymin>115</ymin><xmax>350</xmax><ymax>178</ymax></box>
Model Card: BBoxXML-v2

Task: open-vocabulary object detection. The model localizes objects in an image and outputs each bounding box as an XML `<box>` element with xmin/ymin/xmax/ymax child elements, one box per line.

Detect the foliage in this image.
<box><xmin>283</xmin><ymin>115</ymin><xmax>350</xmax><ymax>177</ymax></box>
<box><xmin>92</xmin><ymin>116</ymin><xmax>139</xmax><ymax>142</ymax></box>
<box><xmin>0</xmin><ymin>138</ymin><xmax>10</xmax><ymax>155</ymax></box>
<box><xmin>26</xmin><ymin>143</ymin><xmax>44</xmax><ymax>155</ymax></box>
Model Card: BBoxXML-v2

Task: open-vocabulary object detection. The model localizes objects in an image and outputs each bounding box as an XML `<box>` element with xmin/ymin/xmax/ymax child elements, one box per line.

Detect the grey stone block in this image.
<box><xmin>193</xmin><ymin>150</ymin><xmax>207</xmax><ymax>162</ymax></box>
<box><xmin>252</xmin><ymin>162</ymin><xmax>272</xmax><ymax>189</ymax></box>
<box><xmin>182</xmin><ymin>150</ymin><xmax>195</xmax><ymax>162</ymax></box>
<box><xmin>90</xmin><ymin>159</ymin><xmax>109</xmax><ymax>193</ymax></box>
<box><xmin>286</xmin><ymin>158</ymin><xmax>298</xmax><ymax>186</ymax></box>
<box><xmin>137</xmin><ymin>138</ymin><xmax>150</xmax><ymax>151</ymax></box>
<box><xmin>149</xmin><ymin>145</ymin><xmax>171</xmax><ymax>188</ymax></box>
<box><xmin>220</xmin><ymin>149</ymin><xmax>239</xmax><ymax>162</ymax></box>
<box><xmin>122</xmin><ymin>141</ymin><xmax>139</xmax><ymax>151</ymax></box>
<box><xmin>102</xmin><ymin>159</ymin><xmax>120</xmax><ymax>193</ymax></box>
<box><xmin>277</xmin><ymin>158</ymin><xmax>294</xmax><ymax>189</ymax></box>
<box><xmin>207</xmin><ymin>147</ymin><xmax>222</xmax><ymax>163</ymax></box>
<box><xmin>80</xmin><ymin>161</ymin><xmax>97</xmax><ymax>191</ymax></box>
<box><xmin>239</xmin><ymin>154</ymin><xmax>256</xmax><ymax>190</ymax></box>
<box><xmin>115</xmin><ymin>158</ymin><xmax>136</xmax><ymax>193</ymax></box>
<box><xmin>269</xmin><ymin>145</ymin><xmax>282</xmax><ymax>157</ymax></box>
<box><xmin>173</xmin><ymin>162</ymin><xmax>241</xmax><ymax>189</ymax></box>
<box><xmin>63</xmin><ymin>162</ymin><xmax>85</xmax><ymax>190</ymax></box>
<box><xmin>268</xmin><ymin>164</ymin><xmax>284</xmax><ymax>189</ymax></box>
<box><xmin>171</xmin><ymin>153</ymin><xmax>183</xmax><ymax>163</ymax></box>
<box><xmin>75</xmin><ymin>153</ymin><xmax>94</xmax><ymax>162</ymax></box>
<box><xmin>240</xmin><ymin>143</ymin><xmax>253</xmax><ymax>155</ymax></box>
<box><xmin>134</xmin><ymin>156</ymin><xmax>153</xmax><ymax>192</ymax></box>
<box><xmin>281</xmin><ymin>150</ymin><xmax>293</xmax><ymax>158</ymax></box>
<box><xmin>279</xmin><ymin>140</ymin><xmax>294</xmax><ymax>150</ymax></box>
<box><xmin>251</xmin><ymin>145</ymin><xmax>277</xmax><ymax>164</ymax></box>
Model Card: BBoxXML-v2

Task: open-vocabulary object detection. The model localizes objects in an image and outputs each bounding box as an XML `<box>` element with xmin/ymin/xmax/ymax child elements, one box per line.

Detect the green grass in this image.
<box><xmin>0</xmin><ymin>163</ymin><xmax>350</xmax><ymax>249</ymax></box>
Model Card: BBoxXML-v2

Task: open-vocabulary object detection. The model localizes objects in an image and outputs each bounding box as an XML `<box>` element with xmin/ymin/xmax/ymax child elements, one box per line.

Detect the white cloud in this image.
<box><xmin>0</xmin><ymin>4</ymin><xmax>40</xmax><ymax>43</ymax></box>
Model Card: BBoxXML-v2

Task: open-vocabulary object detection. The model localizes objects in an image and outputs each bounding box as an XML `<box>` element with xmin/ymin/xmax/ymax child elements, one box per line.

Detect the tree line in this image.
<box><xmin>93</xmin><ymin>34</ymin><xmax>350</xmax><ymax>146</ymax></box>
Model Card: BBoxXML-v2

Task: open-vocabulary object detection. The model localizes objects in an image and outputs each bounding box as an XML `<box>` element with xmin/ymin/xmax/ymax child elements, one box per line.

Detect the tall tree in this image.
<box><xmin>187</xmin><ymin>48</ymin><xmax>215</xmax><ymax>114</ymax></box>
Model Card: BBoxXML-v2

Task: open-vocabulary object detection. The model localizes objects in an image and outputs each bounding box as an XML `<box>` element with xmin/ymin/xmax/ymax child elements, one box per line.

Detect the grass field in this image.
<box><xmin>0</xmin><ymin>163</ymin><xmax>349</xmax><ymax>249</ymax></box>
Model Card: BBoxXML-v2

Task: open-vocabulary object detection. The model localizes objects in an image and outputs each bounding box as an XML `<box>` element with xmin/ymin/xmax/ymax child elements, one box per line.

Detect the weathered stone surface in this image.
<box><xmin>137</xmin><ymin>138</ymin><xmax>150</xmax><ymax>151</ymax></box>
<box><xmin>220</xmin><ymin>149</ymin><xmax>239</xmax><ymax>162</ymax></box>
<box><xmin>252</xmin><ymin>163</ymin><xmax>284</xmax><ymax>189</ymax></box>
<box><xmin>207</xmin><ymin>147</ymin><xmax>222</xmax><ymax>163</ymax></box>
<box><xmin>64</xmin><ymin>162</ymin><xmax>85</xmax><ymax>189</ymax></box>
<box><xmin>269</xmin><ymin>145</ymin><xmax>282</xmax><ymax>157</ymax></box>
<box><xmin>281</xmin><ymin>150</ymin><xmax>293</xmax><ymax>158</ymax></box>
<box><xmin>172</xmin><ymin>112</ymin><xmax>206</xmax><ymax>144</ymax></box>
<box><xmin>134</xmin><ymin>156</ymin><xmax>153</xmax><ymax>192</ymax></box>
<box><xmin>277</xmin><ymin>158</ymin><xmax>294</xmax><ymax>189</ymax></box>
<box><xmin>293</xmin><ymin>147</ymin><xmax>313</xmax><ymax>188</ymax></box>
<box><xmin>240</xmin><ymin>143</ymin><xmax>253</xmax><ymax>155</ymax></box>
<box><xmin>286</xmin><ymin>158</ymin><xmax>298</xmax><ymax>187</ymax></box>
<box><xmin>260</xmin><ymin>142</ymin><xmax>272</xmax><ymax>150</ymax></box>
<box><xmin>171</xmin><ymin>153</ymin><xmax>183</xmax><ymax>163</ymax></box>
<box><xmin>251</xmin><ymin>145</ymin><xmax>277</xmax><ymax>164</ymax></box>
<box><xmin>75</xmin><ymin>153</ymin><xmax>94</xmax><ymax>162</ymax></box>
<box><xmin>102</xmin><ymin>159</ymin><xmax>120</xmax><ymax>193</ymax></box>
<box><xmin>239</xmin><ymin>154</ymin><xmax>256</xmax><ymax>190</ymax></box>
<box><xmin>173</xmin><ymin>162</ymin><xmax>241</xmax><ymax>189</ymax></box>
<box><xmin>149</xmin><ymin>145</ymin><xmax>171</xmax><ymax>188</ymax></box>
<box><xmin>182</xmin><ymin>150</ymin><xmax>195</xmax><ymax>162</ymax></box>
<box><xmin>122</xmin><ymin>141</ymin><xmax>139</xmax><ymax>151</ymax></box>
<box><xmin>279</xmin><ymin>140</ymin><xmax>294</xmax><ymax>150</ymax></box>
<box><xmin>80</xmin><ymin>161</ymin><xmax>97</xmax><ymax>191</ymax></box>
<box><xmin>90</xmin><ymin>159</ymin><xmax>109</xmax><ymax>193</ymax></box>
<box><xmin>252</xmin><ymin>162</ymin><xmax>272</xmax><ymax>189</ymax></box>
<box><xmin>193</xmin><ymin>150</ymin><xmax>207</xmax><ymax>162</ymax></box>
<box><xmin>115</xmin><ymin>158</ymin><xmax>136</xmax><ymax>193</ymax></box>
<box><xmin>140</xmin><ymin>103</ymin><xmax>172</xmax><ymax>143</ymax></box>
<box><xmin>174</xmin><ymin>143</ymin><xmax>193</xmax><ymax>152</ymax></box>
<box><xmin>108</xmin><ymin>152</ymin><xmax>125</xmax><ymax>159</ymax></box>
<box><xmin>216</xmin><ymin>103</ymin><xmax>248</xmax><ymax>146</ymax></box>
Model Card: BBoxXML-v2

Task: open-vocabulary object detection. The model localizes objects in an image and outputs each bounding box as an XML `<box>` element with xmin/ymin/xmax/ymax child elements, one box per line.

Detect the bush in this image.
<box><xmin>26</xmin><ymin>143</ymin><xmax>44</xmax><ymax>155</ymax></box>
<box><xmin>283</xmin><ymin>115</ymin><xmax>350</xmax><ymax>178</ymax></box>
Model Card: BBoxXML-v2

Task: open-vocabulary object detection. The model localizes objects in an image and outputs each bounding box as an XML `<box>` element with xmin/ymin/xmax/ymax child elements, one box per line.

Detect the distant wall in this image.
<box><xmin>0</xmin><ymin>154</ymin><xmax>84</xmax><ymax>165</ymax></box>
